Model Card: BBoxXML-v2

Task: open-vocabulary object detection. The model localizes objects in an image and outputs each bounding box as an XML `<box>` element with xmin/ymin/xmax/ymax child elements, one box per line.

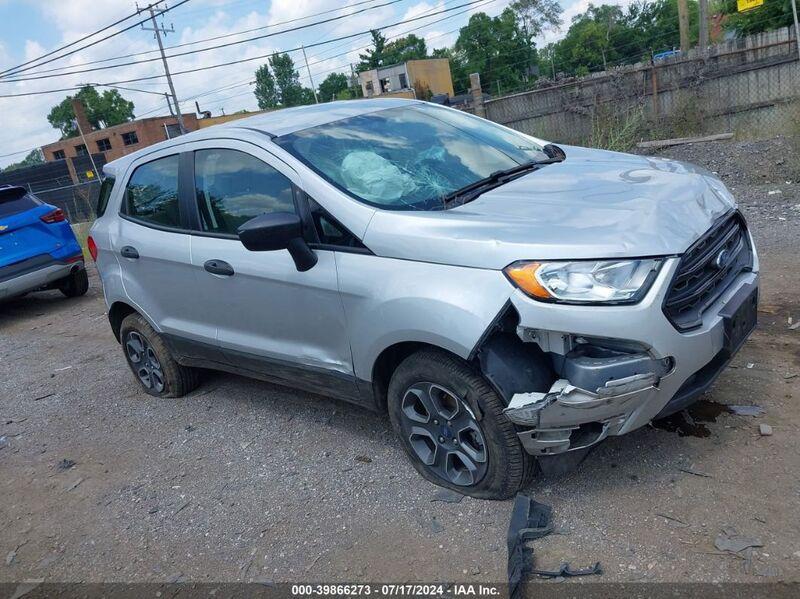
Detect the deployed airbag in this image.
<box><xmin>340</xmin><ymin>151</ymin><xmax>417</xmax><ymax>204</ymax></box>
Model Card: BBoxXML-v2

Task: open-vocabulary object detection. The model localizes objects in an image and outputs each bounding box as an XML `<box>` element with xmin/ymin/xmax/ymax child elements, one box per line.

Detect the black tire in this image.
<box><xmin>387</xmin><ymin>348</ymin><xmax>535</xmax><ymax>500</ymax></box>
<box><xmin>58</xmin><ymin>268</ymin><xmax>89</xmax><ymax>297</ymax></box>
<box><xmin>119</xmin><ymin>313</ymin><xmax>200</xmax><ymax>398</ymax></box>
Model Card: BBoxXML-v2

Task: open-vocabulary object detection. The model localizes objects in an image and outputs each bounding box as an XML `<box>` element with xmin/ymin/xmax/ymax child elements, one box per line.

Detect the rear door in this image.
<box><xmin>112</xmin><ymin>151</ymin><xmax>218</xmax><ymax>355</ymax></box>
<box><xmin>184</xmin><ymin>140</ymin><xmax>356</xmax><ymax>397</ymax></box>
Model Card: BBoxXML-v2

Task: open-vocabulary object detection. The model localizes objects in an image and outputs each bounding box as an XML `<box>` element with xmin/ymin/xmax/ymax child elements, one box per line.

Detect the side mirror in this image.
<box><xmin>237</xmin><ymin>212</ymin><xmax>318</xmax><ymax>272</ymax></box>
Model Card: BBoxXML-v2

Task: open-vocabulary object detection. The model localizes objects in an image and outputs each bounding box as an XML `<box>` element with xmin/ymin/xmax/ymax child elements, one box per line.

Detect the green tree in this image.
<box><xmin>451</xmin><ymin>9</ymin><xmax>532</xmax><ymax>94</ymax></box>
<box><xmin>47</xmin><ymin>85</ymin><xmax>134</xmax><ymax>138</ymax></box>
<box><xmin>546</xmin><ymin>0</ymin><xmax>699</xmax><ymax>77</ymax></box>
<box><xmin>382</xmin><ymin>34</ymin><xmax>428</xmax><ymax>65</ymax></box>
<box><xmin>3</xmin><ymin>149</ymin><xmax>44</xmax><ymax>172</ymax></box>
<box><xmin>254</xmin><ymin>63</ymin><xmax>278</xmax><ymax>109</ymax></box>
<box><xmin>269</xmin><ymin>52</ymin><xmax>313</xmax><ymax>107</ymax></box>
<box><xmin>358</xmin><ymin>30</ymin><xmax>388</xmax><ymax>69</ymax></box>
<box><xmin>318</xmin><ymin>72</ymin><xmax>350</xmax><ymax>102</ymax></box>
<box><xmin>716</xmin><ymin>0</ymin><xmax>789</xmax><ymax>34</ymax></box>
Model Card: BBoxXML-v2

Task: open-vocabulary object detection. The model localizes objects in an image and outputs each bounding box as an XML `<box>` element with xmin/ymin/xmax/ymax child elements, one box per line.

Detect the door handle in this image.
<box><xmin>204</xmin><ymin>259</ymin><xmax>235</xmax><ymax>276</ymax></box>
<box><xmin>120</xmin><ymin>246</ymin><xmax>139</xmax><ymax>259</ymax></box>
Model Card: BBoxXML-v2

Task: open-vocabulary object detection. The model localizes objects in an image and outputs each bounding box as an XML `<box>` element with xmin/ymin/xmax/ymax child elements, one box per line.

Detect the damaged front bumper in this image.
<box><xmin>503</xmin><ymin>257</ymin><xmax>758</xmax><ymax>456</ymax></box>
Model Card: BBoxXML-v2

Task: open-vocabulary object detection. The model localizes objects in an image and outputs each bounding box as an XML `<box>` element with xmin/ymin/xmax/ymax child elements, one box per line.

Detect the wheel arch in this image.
<box><xmin>108</xmin><ymin>301</ymin><xmax>145</xmax><ymax>342</ymax></box>
<box><xmin>370</xmin><ymin>341</ymin><xmax>464</xmax><ymax>412</ymax></box>
<box><xmin>369</xmin><ymin>304</ymin><xmax>556</xmax><ymax>413</ymax></box>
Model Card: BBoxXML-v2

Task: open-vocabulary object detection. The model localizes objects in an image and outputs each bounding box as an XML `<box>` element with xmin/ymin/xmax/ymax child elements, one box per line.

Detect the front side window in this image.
<box><xmin>122</xmin><ymin>131</ymin><xmax>139</xmax><ymax>146</ymax></box>
<box><xmin>53</xmin><ymin>149</ymin><xmax>66</xmax><ymax>160</ymax></box>
<box><xmin>97</xmin><ymin>138</ymin><xmax>112</xmax><ymax>151</ymax></box>
<box><xmin>274</xmin><ymin>104</ymin><xmax>546</xmax><ymax>211</ymax></box>
<box><xmin>194</xmin><ymin>149</ymin><xmax>295</xmax><ymax>235</ymax></box>
<box><xmin>123</xmin><ymin>155</ymin><xmax>180</xmax><ymax>227</ymax></box>
<box><xmin>75</xmin><ymin>144</ymin><xmax>87</xmax><ymax>156</ymax></box>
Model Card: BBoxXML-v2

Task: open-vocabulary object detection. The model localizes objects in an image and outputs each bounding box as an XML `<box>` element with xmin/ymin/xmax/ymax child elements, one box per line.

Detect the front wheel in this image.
<box><xmin>387</xmin><ymin>349</ymin><xmax>535</xmax><ymax>499</ymax></box>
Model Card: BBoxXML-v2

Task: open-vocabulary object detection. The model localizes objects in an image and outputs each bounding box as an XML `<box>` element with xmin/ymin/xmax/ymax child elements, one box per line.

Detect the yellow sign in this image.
<box><xmin>86</xmin><ymin>170</ymin><xmax>94</xmax><ymax>178</ymax></box>
<box><xmin>737</xmin><ymin>0</ymin><xmax>763</xmax><ymax>12</ymax></box>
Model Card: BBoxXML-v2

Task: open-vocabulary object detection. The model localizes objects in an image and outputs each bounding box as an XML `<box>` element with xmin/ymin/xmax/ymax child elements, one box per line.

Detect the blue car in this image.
<box><xmin>0</xmin><ymin>184</ymin><xmax>88</xmax><ymax>301</ymax></box>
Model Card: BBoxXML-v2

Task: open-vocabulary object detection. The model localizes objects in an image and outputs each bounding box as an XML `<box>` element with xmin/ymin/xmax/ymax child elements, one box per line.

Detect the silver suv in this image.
<box><xmin>90</xmin><ymin>99</ymin><xmax>758</xmax><ymax>499</ymax></box>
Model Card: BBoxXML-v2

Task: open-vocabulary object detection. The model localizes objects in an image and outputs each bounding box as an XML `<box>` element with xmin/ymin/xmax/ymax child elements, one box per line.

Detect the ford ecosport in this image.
<box><xmin>89</xmin><ymin>99</ymin><xmax>758</xmax><ymax>498</ymax></box>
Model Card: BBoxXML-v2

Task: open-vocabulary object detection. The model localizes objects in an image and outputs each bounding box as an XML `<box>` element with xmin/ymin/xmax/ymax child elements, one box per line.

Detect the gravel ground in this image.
<box><xmin>1</xmin><ymin>137</ymin><xmax>799</xmax><ymax>585</ymax></box>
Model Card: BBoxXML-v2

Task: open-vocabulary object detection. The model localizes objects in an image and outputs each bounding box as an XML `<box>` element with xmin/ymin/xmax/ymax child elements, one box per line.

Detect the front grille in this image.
<box><xmin>664</xmin><ymin>212</ymin><xmax>752</xmax><ymax>331</ymax></box>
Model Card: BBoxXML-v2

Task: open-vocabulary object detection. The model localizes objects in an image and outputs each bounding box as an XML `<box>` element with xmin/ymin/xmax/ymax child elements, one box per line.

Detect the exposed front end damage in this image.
<box><xmin>474</xmin><ymin>247</ymin><xmax>759</xmax><ymax>459</ymax></box>
<box><xmin>506</xmin><ymin>334</ymin><xmax>673</xmax><ymax>454</ymax></box>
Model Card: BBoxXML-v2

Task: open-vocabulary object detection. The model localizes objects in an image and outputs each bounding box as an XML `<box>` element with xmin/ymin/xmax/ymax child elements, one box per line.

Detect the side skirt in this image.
<box><xmin>163</xmin><ymin>334</ymin><xmax>376</xmax><ymax>409</ymax></box>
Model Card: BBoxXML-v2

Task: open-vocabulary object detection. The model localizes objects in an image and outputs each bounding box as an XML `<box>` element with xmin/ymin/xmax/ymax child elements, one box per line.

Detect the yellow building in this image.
<box><xmin>358</xmin><ymin>59</ymin><xmax>454</xmax><ymax>99</ymax></box>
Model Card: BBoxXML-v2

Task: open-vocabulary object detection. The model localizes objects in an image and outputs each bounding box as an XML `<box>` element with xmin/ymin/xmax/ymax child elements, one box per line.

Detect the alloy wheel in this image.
<box><xmin>125</xmin><ymin>331</ymin><xmax>165</xmax><ymax>393</ymax></box>
<box><xmin>400</xmin><ymin>382</ymin><xmax>488</xmax><ymax>486</ymax></box>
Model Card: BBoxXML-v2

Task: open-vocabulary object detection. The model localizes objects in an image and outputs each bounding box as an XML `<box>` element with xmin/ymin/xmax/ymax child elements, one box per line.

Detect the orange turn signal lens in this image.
<box><xmin>503</xmin><ymin>262</ymin><xmax>553</xmax><ymax>300</ymax></box>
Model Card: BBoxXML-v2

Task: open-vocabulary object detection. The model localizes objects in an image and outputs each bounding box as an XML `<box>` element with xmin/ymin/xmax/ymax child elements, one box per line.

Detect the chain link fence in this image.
<box><xmin>0</xmin><ymin>153</ymin><xmax>104</xmax><ymax>224</ymax></box>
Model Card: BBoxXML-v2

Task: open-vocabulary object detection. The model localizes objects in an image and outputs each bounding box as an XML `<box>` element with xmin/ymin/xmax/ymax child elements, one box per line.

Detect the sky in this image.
<box><xmin>0</xmin><ymin>0</ymin><xmax>632</xmax><ymax>168</ymax></box>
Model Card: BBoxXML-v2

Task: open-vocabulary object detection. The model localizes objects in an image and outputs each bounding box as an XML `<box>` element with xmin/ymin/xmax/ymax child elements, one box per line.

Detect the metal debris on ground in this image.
<box><xmin>714</xmin><ymin>527</ymin><xmax>763</xmax><ymax>554</ymax></box>
<box><xmin>679</xmin><ymin>467</ymin><xmax>713</xmax><ymax>478</ymax></box>
<box><xmin>430</xmin><ymin>517</ymin><xmax>444</xmax><ymax>534</ymax></box>
<box><xmin>506</xmin><ymin>494</ymin><xmax>553</xmax><ymax>599</ymax></box>
<box><xmin>65</xmin><ymin>477</ymin><xmax>84</xmax><ymax>492</ymax></box>
<box><xmin>532</xmin><ymin>561</ymin><xmax>603</xmax><ymax>578</ymax></box>
<box><xmin>57</xmin><ymin>458</ymin><xmax>76</xmax><ymax>471</ymax></box>
<box><xmin>759</xmin><ymin>424</ymin><xmax>773</xmax><ymax>436</ymax></box>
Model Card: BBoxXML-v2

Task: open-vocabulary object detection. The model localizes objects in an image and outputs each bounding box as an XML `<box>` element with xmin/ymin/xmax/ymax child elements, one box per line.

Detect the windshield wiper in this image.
<box><xmin>441</xmin><ymin>146</ymin><xmax>565</xmax><ymax>209</ymax></box>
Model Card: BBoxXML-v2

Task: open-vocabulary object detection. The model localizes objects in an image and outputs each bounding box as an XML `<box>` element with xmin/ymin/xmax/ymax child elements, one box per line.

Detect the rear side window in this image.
<box><xmin>194</xmin><ymin>149</ymin><xmax>295</xmax><ymax>235</ymax></box>
<box><xmin>0</xmin><ymin>187</ymin><xmax>40</xmax><ymax>217</ymax></box>
<box><xmin>123</xmin><ymin>155</ymin><xmax>180</xmax><ymax>227</ymax></box>
<box><xmin>96</xmin><ymin>176</ymin><xmax>115</xmax><ymax>217</ymax></box>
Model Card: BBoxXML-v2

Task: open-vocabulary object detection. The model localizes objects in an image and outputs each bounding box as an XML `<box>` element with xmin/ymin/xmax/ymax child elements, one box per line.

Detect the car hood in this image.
<box><xmin>362</xmin><ymin>145</ymin><xmax>736</xmax><ymax>270</ymax></box>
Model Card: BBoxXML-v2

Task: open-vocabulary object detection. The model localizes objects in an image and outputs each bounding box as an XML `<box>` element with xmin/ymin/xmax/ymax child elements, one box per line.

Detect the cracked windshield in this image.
<box><xmin>276</xmin><ymin>104</ymin><xmax>547</xmax><ymax>210</ymax></box>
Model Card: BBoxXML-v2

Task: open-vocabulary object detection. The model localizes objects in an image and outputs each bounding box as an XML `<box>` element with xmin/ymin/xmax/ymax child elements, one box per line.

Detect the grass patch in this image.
<box><xmin>71</xmin><ymin>221</ymin><xmax>93</xmax><ymax>259</ymax></box>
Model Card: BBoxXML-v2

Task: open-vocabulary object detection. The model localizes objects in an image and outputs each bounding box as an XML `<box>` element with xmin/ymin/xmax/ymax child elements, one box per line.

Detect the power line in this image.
<box><xmin>0</xmin><ymin>0</ymin><xmax>191</xmax><ymax>80</ymax></box>
<box><xmin>0</xmin><ymin>0</ymin><xmax>409</xmax><ymax>83</ymax></box>
<box><xmin>136</xmin><ymin>0</ymin><xmax>496</xmax><ymax>116</ymax></box>
<box><xmin>0</xmin><ymin>0</ymin><xmax>488</xmax><ymax>98</ymax></box>
<box><xmin>7</xmin><ymin>0</ymin><xmax>395</xmax><ymax>80</ymax></box>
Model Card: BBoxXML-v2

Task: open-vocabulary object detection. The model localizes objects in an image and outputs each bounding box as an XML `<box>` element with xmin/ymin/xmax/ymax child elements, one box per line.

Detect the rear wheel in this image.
<box><xmin>58</xmin><ymin>268</ymin><xmax>89</xmax><ymax>297</ymax></box>
<box><xmin>119</xmin><ymin>313</ymin><xmax>200</xmax><ymax>398</ymax></box>
<box><xmin>387</xmin><ymin>348</ymin><xmax>535</xmax><ymax>499</ymax></box>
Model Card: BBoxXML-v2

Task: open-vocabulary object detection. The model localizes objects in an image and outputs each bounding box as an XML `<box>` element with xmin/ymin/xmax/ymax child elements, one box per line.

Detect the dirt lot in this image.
<box><xmin>1</xmin><ymin>137</ymin><xmax>799</xmax><ymax>585</ymax></box>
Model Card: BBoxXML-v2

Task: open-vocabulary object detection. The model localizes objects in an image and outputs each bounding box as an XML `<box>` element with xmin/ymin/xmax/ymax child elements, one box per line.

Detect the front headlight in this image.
<box><xmin>504</xmin><ymin>259</ymin><xmax>663</xmax><ymax>304</ymax></box>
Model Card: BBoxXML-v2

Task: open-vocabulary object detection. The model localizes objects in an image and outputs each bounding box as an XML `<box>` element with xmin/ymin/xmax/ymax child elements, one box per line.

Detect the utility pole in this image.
<box><xmin>677</xmin><ymin>0</ymin><xmax>690</xmax><ymax>53</ymax></box>
<box><xmin>70</xmin><ymin>97</ymin><xmax>100</xmax><ymax>181</ymax></box>
<box><xmin>139</xmin><ymin>2</ymin><xmax>186</xmax><ymax>134</ymax></box>
<box><xmin>792</xmin><ymin>0</ymin><xmax>800</xmax><ymax>62</ymax></box>
<box><xmin>301</xmin><ymin>46</ymin><xmax>319</xmax><ymax>103</ymax></box>
<box><xmin>698</xmin><ymin>0</ymin><xmax>709</xmax><ymax>55</ymax></box>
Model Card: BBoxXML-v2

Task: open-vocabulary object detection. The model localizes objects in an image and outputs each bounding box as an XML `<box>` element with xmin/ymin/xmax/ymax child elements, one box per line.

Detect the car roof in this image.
<box><xmin>104</xmin><ymin>98</ymin><xmax>421</xmax><ymax>177</ymax></box>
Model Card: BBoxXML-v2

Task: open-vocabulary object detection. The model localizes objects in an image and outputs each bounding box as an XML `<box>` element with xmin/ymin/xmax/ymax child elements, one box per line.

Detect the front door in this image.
<box><xmin>185</xmin><ymin>142</ymin><xmax>357</xmax><ymax>399</ymax></box>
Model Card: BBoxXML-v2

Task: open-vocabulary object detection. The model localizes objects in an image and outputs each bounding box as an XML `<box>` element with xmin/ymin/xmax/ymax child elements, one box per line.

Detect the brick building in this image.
<box><xmin>41</xmin><ymin>100</ymin><xmax>199</xmax><ymax>163</ymax></box>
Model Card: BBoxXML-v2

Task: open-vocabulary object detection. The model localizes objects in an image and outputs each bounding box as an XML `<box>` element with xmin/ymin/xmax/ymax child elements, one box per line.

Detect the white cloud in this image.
<box><xmin>0</xmin><ymin>0</ymin><xmax>495</xmax><ymax>167</ymax></box>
